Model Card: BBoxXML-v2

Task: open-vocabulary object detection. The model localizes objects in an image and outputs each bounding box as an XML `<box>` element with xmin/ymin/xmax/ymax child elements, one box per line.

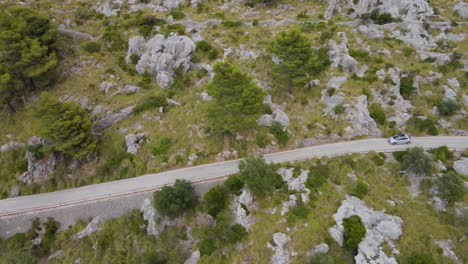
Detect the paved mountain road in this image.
<box><xmin>0</xmin><ymin>137</ymin><xmax>467</xmax><ymax>226</ymax></box>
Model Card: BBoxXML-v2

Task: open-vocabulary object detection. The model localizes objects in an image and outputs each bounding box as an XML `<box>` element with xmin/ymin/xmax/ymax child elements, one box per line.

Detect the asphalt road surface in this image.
<box><xmin>1</xmin><ymin>136</ymin><xmax>467</xmax><ymax>217</ymax></box>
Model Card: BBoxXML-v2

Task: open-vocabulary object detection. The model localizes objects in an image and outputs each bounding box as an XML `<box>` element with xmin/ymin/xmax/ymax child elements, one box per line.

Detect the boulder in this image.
<box><xmin>328</xmin><ymin>33</ymin><xmax>358</xmax><ymax>73</ymax></box>
<box><xmin>18</xmin><ymin>137</ymin><xmax>64</xmax><ymax>185</ymax></box>
<box><xmin>329</xmin><ymin>196</ymin><xmax>403</xmax><ymax>264</ymax></box>
<box><xmin>358</xmin><ymin>25</ymin><xmax>384</xmax><ymax>39</ymax></box>
<box><xmin>343</xmin><ymin>96</ymin><xmax>381</xmax><ymax>138</ymax></box>
<box><xmin>96</xmin><ymin>106</ymin><xmax>134</xmax><ymax>130</ymax></box>
<box><xmin>99</xmin><ymin>81</ymin><xmax>119</xmax><ymax>94</ymax></box>
<box><xmin>232</xmin><ymin>189</ymin><xmax>255</xmax><ymax>231</ymax></box>
<box><xmin>125</xmin><ymin>133</ymin><xmax>146</xmax><ymax>155</ymax></box>
<box><xmin>0</xmin><ymin>141</ymin><xmax>24</xmax><ymax>152</ymax></box>
<box><xmin>122</xmin><ymin>84</ymin><xmax>140</xmax><ymax>94</ymax></box>
<box><xmin>73</xmin><ymin>216</ymin><xmax>103</xmax><ymax>239</ymax></box>
<box><xmin>442</xmin><ymin>85</ymin><xmax>457</xmax><ymax>102</ymax></box>
<box><xmin>307</xmin><ymin>243</ymin><xmax>329</xmax><ymax>257</ymax></box>
<box><xmin>268</xmin><ymin>233</ymin><xmax>291</xmax><ymax>264</ymax></box>
<box><xmin>454</xmin><ymin>158</ymin><xmax>468</xmax><ymax>176</ymax></box>
<box><xmin>184</xmin><ymin>250</ymin><xmax>200</xmax><ymax>264</ymax></box>
<box><xmin>127</xmin><ymin>34</ymin><xmax>196</xmax><ymax>88</ymax></box>
<box><xmin>454</xmin><ymin>1</ymin><xmax>468</xmax><ymax>18</ymax></box>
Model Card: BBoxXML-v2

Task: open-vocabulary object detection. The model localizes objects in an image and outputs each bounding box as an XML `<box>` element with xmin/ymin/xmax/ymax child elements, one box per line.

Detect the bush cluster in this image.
<box><xmin>270</xmin><ymin>122</ymin><xmax>289</xmax><ymax>147</ymax></box>
<box><xmin>134</xmin><ymin>95</ymin><xmax>168</xmax><ymax>113</ymax></box>
<box><xmin>352</xmin><ymin>180</ymin><xmax>369</xmax><ymax>199</ymax></box>
<box><xmin>193</xmin><ymin>40</ymin><xmax>219</xmax><ymax>61</ymax></box>
<box><xmin>399</xmin><ymin>75</ymin><xmax>416</xmax><ymax>100</ymax></box>
<box><xmin>401</xmin><ymin>147</ymin><xmax>435</xmax><ymax>176</ymax></box>
<box><xmin>435</xmin><ymin>100</ymin><xmax>459</xmax><ymax>116</ymax></box>
<box><xmin>82</xmin><ymin>41</ymin><xmax>101</xmax><ymax>53</ymax></box>
<box><xmin>153</xmin><ymin>180</ymin><xmax>198</xmax><ymax>218</ymax></box>
<box><xmin>306</xmin><ymin>164</ymin><xmax>329</xmax><ymax>192</ymax></box>
<box><xmin>343</xmin><ymin>215</ymin><xmax>366</xmax><ymax>249</ymax></box>
<box><xmin>203</xmin><ymin>185</ymin><xmax>229</xmax><ymax>217</ymax></box>
<box><xmin>436</xmin><ymin>171</ymin><xmax>465</xmax><ymax>203</ymax></box>
<box><xmin>407</xmin><ymin>117</ymin><xmax>438</xmax><ymax>135</ymax></box>
<box><xmin>239</xmin><ymin>157</ymin><xmax>282</xmax><ymax>198</ymax></box>
<box><xmin>369</xmin><ymin>103</ymin><xmax>386</xmax><ymax>125</ymax></box>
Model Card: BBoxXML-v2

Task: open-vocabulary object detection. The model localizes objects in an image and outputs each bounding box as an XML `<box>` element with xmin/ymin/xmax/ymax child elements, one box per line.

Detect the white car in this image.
<box><xmin>388</xmin><ymin>134</ymin><xmax>411</xmax><ymax>145</ymax></box>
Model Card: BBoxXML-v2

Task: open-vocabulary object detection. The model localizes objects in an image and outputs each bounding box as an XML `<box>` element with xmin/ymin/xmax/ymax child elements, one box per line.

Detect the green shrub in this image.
<box><xmin>438</xmin><ymin>52</ymin><xmax>463</xmax><ymax>73</ymax></box>
<box><xmin>401</xmin><ymin>253</ymin><xmax>436</xmax><ymax>264</ymax></box>
<box><xmin>255</xmin><ymin>132</ymin><xmax>269</xmax><ymax>148</ymax></box>
<box><xmin>194</xmin><ymin>40</ymin><xmax>219</xmax><ymax>61</ymax></box>
<box><xmin>221</xmin><ymin>20</ymin><xmax>243</xmax><ymax>28</ymax></box>
<box><xmin>169</xmin><ymin>9</ymin><xmax>185</xmax><ymax>20</ymax></box>
<box><xmin>349</xmin><ymin>49</ymin><xmax>370</xmax><ymax>62</ymax></box>
<box><xmin>429</xmin><ymin>146</ymin><xmax>453</xmax><ymax>163</ymax></box>
<box><xmin>407</xmin><ymin>117</ymin><xmax>438</xmax><ymax>135</ymax></box>
<box><xmin>435</xmin><ymin>100</ymin><xmax>459</xmax><ymax>116</ymax></box>
<box><xmin>369</xmin><ymin>103</ymin><xmax>386</xmax><ymax>125</ymax></box>
<box><xmin>151</xmin><ymin>137</ymin><xmax>172</xmax><ymax>157</ymax></box>
<box><xmin>401</xmin><ymin>147</ymin><xmax>435</xmax><ymax>176</ymax></box>
<box><xmin>134</xmin><ymin>95</ymin><xmax>168</xmax><ymax>113</ymax></box>
<box><xmin>352</xmin><ymin>180</ymin><xmax>369</xmax><ymax>199</ymax></box>
<box><xmin>343</xmin><ymin>215</ymin><xmax>366</xmax><ymax>249</ymax></box>
<box><xmin>399</xmin><ymin>76</ymin><xmax>416</xmax><ymax>100</ymax></box>
<box><xmin>306</xmin><ymin>165</ymin><xmax>329</xmax><ymax>192</ymax></box>
<box><xmin>436</xmin><ymin>171</ymin><xmax>465</xmax><ymax>203</ymax></box>
<box><xmin>226</xmin><ymin>224</ymin><xmax>248</xmax><ymax>243</ymax></box>
<box><xmin>130</xmin><ymin>54</ymin><xmax>140</xmax><ymax>64</ymax></box>
<box><xmin>239</xmin><ymin>157</ymin><xmax>281</xmax><ymax>198</ymax></box>
<box><xmin>199</xmin><ymin>239</ymin><xmax>216</xmax><ymax>256</ymax></box>
<box><xmin>82</xmin><ymin>41</ymin><xmax>101</xmax><ymax>53</ymax></box>
<box><xmin>287</xmin><ymin>204</ymin><xmax>310</xmax><ymax>225</ymax></box>
<box><xmin>204</xmin><ymin>185</ymin><xmax>229</xmax><ymax>217</ymax></box>
<box><xmin>153</xmin><ymin>180</ymin><xmax>198</xmax><ymax>218</ymax></box>
<box><xmin>364</xmin><ymin>10</ymin><xmax>397</xmax><ymax>24</ymax></box>
<box><xmin>224</xmin><ymin>174</ymin><xmax>244</xmax><ymax>195</ymax></box>
<box><xmin>270</xmin><ymin>121</ymin><xmax>289</xmax><ymax>147</ymax></box>
<box><xmin>333</xmin><ymin>104</ymin><xmax>345</xmax><ymax>115</ymax></box>
<box><xmin>308</xmin><ymin>253</ymin><xmax>333</xmax><ymax>264</ymax></box>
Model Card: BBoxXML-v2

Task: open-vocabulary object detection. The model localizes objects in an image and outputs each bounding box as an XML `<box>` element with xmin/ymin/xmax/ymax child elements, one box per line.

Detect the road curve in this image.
<box><xmin>1</xmin><ymin>136</ymin><xmax>467</xmax><ymax>217</ymax></box>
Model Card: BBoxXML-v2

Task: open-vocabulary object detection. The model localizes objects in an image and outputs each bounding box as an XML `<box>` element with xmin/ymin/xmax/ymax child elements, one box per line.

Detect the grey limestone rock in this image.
<box><xmin>435</xmin><ymin>240</ymin><xmax>462</xmax><ymax>264</ymax></box>
<box><xmin>454</xmin><ymin>158</ymin><xmax>468</xmax><ymax>176</ymax></box>
<box><xmin>184</xmin><ymin>250</ymin><xmax>200</xmax><ymax>264</ymax></box>
<box><xmin>307</xmin><ymin>243</ymin><xmax>329</xmax><ymax>257</ymax></box>
<box><xmin>73</xmin><ymin>216</ymin><xmax>103</xmax><ymax>239</ymax></box>
<box><xmin>96</xmin><ymin>106</ymin><xmax>134</xmax><ymax>130</ymax></box>
<box><xmin>0</xmin><ymin>141</ymin><xmax>24</xmax><ymax>153</ymax></box>
<box><xmin>232</xmin><ymin>189</ymin><xmax>255</xmax><ymax>231</ymax></box>
<box><xmin>268</xmin><ymin>232</ymin><xmax>291</xmax><ymax>264</ymax></box>
<box><xmin>328</xmin><ymin>33</ymin><xmax>358</xmax><ymax>73</ymax></box>
<box><xmin>125</xmin><ymin>133</ymin><xmax>146</xmax><ymax>155</ymax></box>
<box><xmin>454</xmin><ymin>1</ymin><xmax>468</xmax><ymax>18</ymax></box>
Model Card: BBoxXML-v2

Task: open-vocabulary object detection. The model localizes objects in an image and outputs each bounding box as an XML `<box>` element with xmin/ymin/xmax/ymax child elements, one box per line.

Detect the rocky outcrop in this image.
<box><xmin>184</xmin><ymin>250</ymin><xmax>200</xmax><ymax>264</ymax></box>
<box><xmin>96</xmin><ymin>106</ymin><xmax>134</xmax><ymax>130</ymax></box>
<box><xmin>358</xmin><ymin>25</ymin><xmax>384</xmax><ymax>39</ymax></box>
<box><xmin>454</xmin><ymin>158</ymin><xmax>468</xmax><ymax>176</ymax></box>
<box><xmin>126</xmin><ymin>34</ymin><xmax>196</xmax><ymax>88</ymax></box>
<box><xmin>96</xmin><ymin>0</ymin><xmax>185</xmax><ymax>16</ymax></box>
<box><xmin>343</xmin><ymin>95</ymin><xmax>381</xmax><ymax>138</ymax></box>
<box><xmin>435</xmin><ymin>240</ymin><xmax>462</xmax><ymax>264</ymax></box>
<box><xmin>99</xmin><ymin>81</ymin><xmax>119</xmax><ymax>94</ymax></box>
<box><xmin>329</xmin><ymin>196</ymin><xmax>403</xmax><ymax>264</ymax></box>
<box><xmin>140</xmin><ymin>198</ymin><xmax>158</xmax><ymax>236</ymax></box>
<box><xmin>277</xmin><ymin>168</ymin><xmax>311</xmax><ymax>215</ymax></box>
<box><xmin>18</xmin><ymin>137</ymin><xmax>64</xmax><ymax>185</ymax></box>
<box><xmin>73</xmin><ymin>216</ymin><xmax>103</xmax><ymax>239</ymax></box>
<box><xmin>324</xmin><ymin>0</ymin><xmax>339</xmax><ymax>20</ymax></box>
<box><xmin>328</xmin><ymin>33</ymin><xmax>358</xmax><ymax>73</ymax></box>
<box><xmin>454</xmin><ymin>1</ymin><xmax>468</xmax><ymax>18</ymax></box>
<box><xmin>0</xmin><ymin>141</ymin><xmax>24</xmax><ymax>153</ymax></box>
<box><xmin>257</xmin><ymin>96</ymin><xmax>289</xmax><ymax>128</ymax></box>
<box><xmin>307</xmin><ymin>243</ymin><xmax>329</xmax><ymax>257</ymax></box>
<box><xmin>125</xmin><ymin>133</ymin><xmax>146</xmax><ymax>155</ymax></box>
<box><xmin>267</xmin><ymin>233</ymin><xmax>291</xmax><ymax>264</ymax></box>
<box><xmin>232</xmin><ymin>189</ymin><xmax>255</xmax><ymax>231</ymax></box>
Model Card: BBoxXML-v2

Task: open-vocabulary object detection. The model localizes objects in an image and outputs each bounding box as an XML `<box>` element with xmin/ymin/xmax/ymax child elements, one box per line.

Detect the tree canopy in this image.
<box><xmin>270</xmin><ymin>28</ymin><xmax>320</xmax><ymax>93</ymax></box>
<box><xmin>238</xmin><ymin>157</ymin><xmax>282</xmax><ymax>198</ymax></box>
<box><xmin>153</xmin><ymin>179</ymin><xmax>198</xmax><ymax>218</ymax></box>
<box><xmin>0</xmin><ymin>6</ymin><xmax>58</xmax><ymax>110</ymax></box>
<box><xmin>401</xmin><ymin>147</ymin><xmax>434</xmax><ymax>176</ymax></box>
<box><xmin>343</xmin><ymin>215</ymin><xmax>366</xmax><ymax>249</ymax></box>
<box><xmin>206</xmin><ymin>62</ymin><xmax>267</xmax><ymax>134</ymax></box>
<box><xmin>436</xmin><ymin>171</ymin><xmax>465</xmax><ymax>203</ymax></box>
<box><xmin>33</xmin><ymin>93</ymin><xmax>96</xmax><ymax>159</ymax></box>
<box><xmin>204</xmin><ymin>185</ymin><xmax>230</xmax><ymax>217</ymax></box>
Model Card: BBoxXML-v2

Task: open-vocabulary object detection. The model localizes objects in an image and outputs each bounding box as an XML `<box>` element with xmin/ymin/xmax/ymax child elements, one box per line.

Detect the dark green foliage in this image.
<box><xmin>401</xmin><ymin>253</ymin><xmax>436</xmax><ymax>264</ymax></box>
<box><xmin>429</xmin><ymin>146</ymin><xmax>453</xmax><ymax>163</ymax></box>
<box><xmin>435</xmin><ymin>100</ymin><xmax>459</xmax><ymax>116</ymax></box>
<box><xmin>153</xmin><ymin>179</ymin><xmax>198</xmax><ymax>218</ymax></box>
<box><xmin>255</xmin><ymin>132</ymin><xmax>269</xmax><ymax>148</ymax></box>
<box><xmin>269</xmin><ymin>28</ymin><xmax>314</xmax><ymax>92</ymax></box>
<box><xmin>308</xmin><ymin>253</ymin><xmax>333</xmax><ymax>264</ymax></box>
<box><xmin>407</xmin><ymin>117</ymin><xmax>438</xmax><ymax>135</ymax></box>
<box><xmin>206</xmin><ymin>62</ymin><xmax>267</xmax><ymax>133</ymax></box>
<box><xmin>36</xmin><ymin>218</ymin><xmax>59</xmax><ymax>256</ymax></box>
<box><xmin>362</xmin><ymin>10</ymin><xmax>397</xmax><ymax>24</ymax></box>
<box><xmin>161</xmin><ymin>24</ymin><xmax>186</xmax><ymax>36</ymax></box>
<box><xmin>343</xmin><ymin>215</ymin><xmax>366</xmax><ymax>249</ymax></box>
<box><xmin>399</xmin><ymin>76</ymin><xmax>416</xmax><ymax>100</ymax></box>
<box><xmin>194</xmin><ymin>40</ymin><xmax>219</xmax><ymax>60</ymax></box>
<box><xmin>306</xmin><ymin>165</ymin><xmax>329</xmax><ymax>192</ymax></box>
<box><xmin>227</xmin><ymin>224</ymin><xmax>248</xmax><ymax>243</ymax></box>
<box><xmin>130</xmin><ymin>14</ymin><xmax>166</xmax><ymax>37</ymax></box>
<box><xmin>224</xmin><ymin>174</ymin><xmax>244</xmax><ymax>195</ymax></box>
<box><xmin>169</xmin><ymin>9</ymin><xmax>185</xmax><ymax>20</ymax></box>
<box><xmin>134</xmin><ymin>95</ymin><xmax>168</xmax><ymax>113</ymax></box>
<box><xmin>130</xmin><ymin>54</ymin><xmax>140</xmax><ymax>64</ymax></box>
<box><xmin>0</xmin><ymin>148</ymin><xmax>27</xmax><ymax>198</ymax></box>
<box><xmin>0</xmin><ymin>6</ymin><xmax>58</xmax><ymax>108</ymax></box>
<box><xmin>221</xmin><ymin>20</ymin><xmax>243</xmax><ymax>28</ymax></box>
<box><xmin>199</xmin><ymin>239</ymin><xmax>216</xmax><ymax>256</ymax></box>
<box><xmin>352</xmin><ymin>180</ymin><xmax>369</xmax><ymax>199</ymax></box>
<box><xmin>436</xmin><ymin>172</ymin><xmax>465</xmax><ymax>203</ymax></box>
<box><xmin>287</xmin><ymin>204</ymin><xmax>310</xmax><ymax>225</ymax></box>
<box><xmin>369</xmin><ymin>103</ymin><xmax>386</xmax><ymax>125</ymax></box>
<box><xmin>270</xmin><ymin>121</ymin><xmax>289</xmax><ymax>147</ymax></box>
<box><xmin>82</xmin><ymin>41</ymin><xmax>101</xmax><ymax>53</ymax></box>
<box><xmin>1</xmin><ymin>251</ymin><xmax>37</xmax><ymax>264</ymax></box>
<box><xmin>333</xmin><ymin>104</ymin><xmax>345</xmax><ymax>115</ymax></box>
<box><xmin>143</xmin><ymin>252</ymin><xmax>168</xmax><ymax>264</ymax></box>
<box><xmin>102</xmin><ymin>26</ymin><xmax>126</xmax><ymax>51</ymax></box>
<box><xmin>33</xmin><ymin>93</ymin><xmax>96</xmax><ymax>159</ymax></box>
<box><xmin>151</xmin><ymin>137</ymin><xmax>172</xmax><ymax>157</ymax></box>
<box><xmin>239</xmin><ymin>157</ymin><xmax>281</xmax><ymax>198</ymax></box>
<box><xmin>401</xmin><ymin>147</ymin><xmax>434</xmax><ymax>176</ymax></box>
<box><xmin>438</xmin><ymin>52</ymin><xmax>463</xmax><ymax>73</ymax></box>
<box><xmin>349</xmin><ymin>49</ymin><xmax>371</xmax><ymax>62</ymax></box>
<box><xmin>204</xmin><ymin>185</ymin><xmax>229</xmax><ymax>217</ymax></box>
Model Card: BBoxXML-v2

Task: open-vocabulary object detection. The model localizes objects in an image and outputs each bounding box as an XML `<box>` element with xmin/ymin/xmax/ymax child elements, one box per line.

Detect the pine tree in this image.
<box><xmin>0</xmin><ymin>6</ymin><xmax>58</xmax><ymax>110</ymax></box>
<box><xmin>33</xmin><ymin>93</ymin><xmax>96</xmax><ymax>159</ymax></box>
<box><xmin>269</xmin><ymin>28</ymin><xmax>313</xmax><ymax>93</ymax></box>
<box><xmin>206</xmin><ymin>62</ymin><xmax>267</xmax><ymax>134</ymax></box>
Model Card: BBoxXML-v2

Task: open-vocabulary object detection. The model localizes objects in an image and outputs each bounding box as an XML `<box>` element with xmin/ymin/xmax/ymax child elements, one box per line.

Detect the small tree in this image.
<box><xmin>153</xmin><ymin>179</ymin><xmax>198</xmax><ymax>218</ymax></box>
<box><xmin>343</xmin><ymin>215</ymin><xmax>366</xmax><ymax>250</ymax></box>
<box><xmin>206</xmin><ymin>62</ymin><xmax>267</xmax><ymax>134</ymax></box>
<box><xmin>399</xmin><ymin>75</ymin><xmax>416</xmax><ymax>100</ymax></box>
<box><xmin>239</xmin><ymin>157</ymin><xmax>281</xmax><ymax>198</ymax></box>
<box><xmin>369</xmin><ymin>103</ymin><xmax>386</xmax><ymax>125</ymax></box>
<box><xmin>436</xmin><ymin>172</ymin><xmax>465</xmax><ymax>203</ymax></box>
<box><xmin>33</xmin><ymin>93</ymin><xmax>96</xmax><ymax>159</ymax></box>
<box><xmin>402</xmin><ymin>147</ymin><xmax>434</xmax><ymax>176</ymax></box>
<box><xmin>270</xmin><ymin>28</ymin><xmax>313</xmax><ymax>93</ymax></box>
<box><xmin>204</xmin><ymin>185</ymin><xmax>229</xmax><ymax>217</ymax></box>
